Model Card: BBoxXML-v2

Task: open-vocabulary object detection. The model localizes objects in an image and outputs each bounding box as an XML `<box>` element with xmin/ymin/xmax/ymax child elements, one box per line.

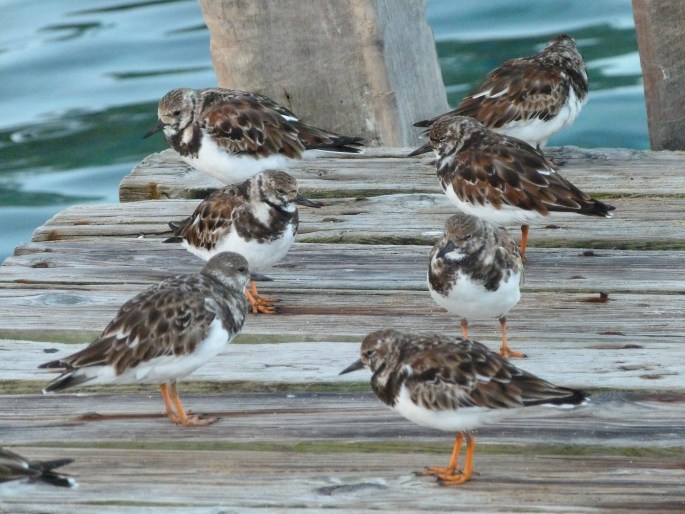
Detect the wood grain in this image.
<box><xmin>633</xmin><ymin>0</ymin><xmax>685</xmax><ymax>150</ymax></box>
<box><xmin>7</xmin><ymin>338</ymin><xmax>685</xmax><ymax>390</ymax></box>
<box><xmin>3</xmin><ymin>392</ymin><xmax>685</xmax><ymax>512</ymax></box>
<box><xmin>120</xmin><ymin>147</ymin><xmax>685</xmax><ymax>201</ymax></box>
<box><xmin>28</xmin><ymin>196</ymin><xmax>685</xmax><ymax>249</ymax></box>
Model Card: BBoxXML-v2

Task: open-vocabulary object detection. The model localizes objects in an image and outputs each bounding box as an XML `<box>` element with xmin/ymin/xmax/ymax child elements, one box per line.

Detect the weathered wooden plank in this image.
<box><xmin>0</xmin><ymin>286</ymin><xmax>681</xmax><ymax>345</ymax></box>
<box><xmin>2</xmin><ymin>393</ymin><xmax>684</xmax><ymax>447</ymax></box>
<box><xmin>5</xmin><ymin>338</ymin><xmax>685</xmax><ymax>390</ymax></box>
<box><xmin>5</xmin><ymin>241</ymin><xmax>685</xmax><ymax>294</ymax></box>
<box><xmin>29</xmin><ymin>196</ymin><xmax>685</xmax><ymax>249</ymax></box>
<box><xmin>2</xmin><ymin>391</ymin><xmax>684</xmax><ymax>512</ymax></box>
<box><xmin>4</xmin><ymin>446</ymin><xmax>684</xmax><ymax>512</ymax></box>
<box><xmin>119</xmin><ymin>147</ymin><xmax>685</xmax><ymax>202</ymax></box>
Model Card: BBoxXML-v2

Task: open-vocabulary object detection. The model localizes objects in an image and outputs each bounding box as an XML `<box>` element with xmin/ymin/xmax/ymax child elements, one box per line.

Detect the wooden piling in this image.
<box><xmin>197</xmin><ymin>0</ymin><xmax>449</xmax><ymax>146</ymax></box>
<box><xmin>632</xmin><ymin>0</ymin><xmax>685</xmax><ymax>150</ymax></box>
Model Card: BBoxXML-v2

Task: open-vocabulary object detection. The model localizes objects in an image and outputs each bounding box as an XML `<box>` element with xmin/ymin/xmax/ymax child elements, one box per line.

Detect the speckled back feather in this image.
<box><xmin>414</xmin><ymin>35</ymin><xmax>588</xmax><ymax>131</ymax></box>
<box><xmin>360</xmin><ymin>329</ymin><xmax>586</xmax><ymax>412</ymax></box>
<box><xmin>430</xmin><ymin>115</ymin><xmax>614</xmax><ymax>217</ymax></box>
<box><xmin>40</xmin><ymin>253</ymin><xmax>250</xmax><ymax>390</ymax></box>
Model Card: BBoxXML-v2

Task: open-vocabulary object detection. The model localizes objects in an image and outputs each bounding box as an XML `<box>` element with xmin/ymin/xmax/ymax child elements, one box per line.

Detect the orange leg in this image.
<box><xmin>460</xmin><ymin>319</ymin><xmax>469</xmax><ymax>340</ymax></box>
<box><xmin>244</xmin><ymin>280</ymin><xmax>278</xmax><ymax>314</ymax></box>
<box><xmin>417</xmin><ymin>432</ymin><xmax>463</xmax><ymax>477</ymax></box>
<box><xmin>437</xmin><ymin>433</ymin><xmax>475</xmax><ymax>485</ymax></box>
<box><xmin>167</xmin><ymin>382</ymin><xmax>218</xmax><ymax>427</ymax></box>
<box><xmin>498</xmin><ymin>316</ymin><xmax>526</xmax><ymax>359</ymax></box>
<box><xmin>159</xmin><ymin>383</ymin><xmax>176</xmax><ymax>418</ymax></box>
<box><xmin>519</xmin><ymin>225</ymin><xmax>529</xmax><ymax>261</ymax></box>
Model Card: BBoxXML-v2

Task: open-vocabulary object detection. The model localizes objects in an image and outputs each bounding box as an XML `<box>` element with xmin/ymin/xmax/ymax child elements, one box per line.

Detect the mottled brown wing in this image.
<box><xmin>209</xmin><ymin>89</ymin><xmax>363</xmax><ymax>153</ymax></box>
<box><xmin>176</xmin><ymin>188</ymin><xmax>243</xmax><ymax>251</ymax></box>
<box><xmin>455</xmin><ymin>59</ymin><xmax>568</xmax><ymax>128</ymax></box>
<box><xmin>293</xmin><ymin>123</ymin><xmax>365</xmax><ymax>153</ymax></box>
<box><xmin>57</xmin><ymin>278</ymin><xmax>218</xmax><ymax>375</ymax></box>
<box><xmin>404</xmin><ymin>340</ymin><xmax>524</xmax><ymax>411</ymax></box>
<box><xmin>444</xmin><ymin>136</ymin><xmax>596</xmax><ymax>214</ymax></box>
<box><xmin>494</xmin><ymin>227</ymin><xmax>524</xmax><ymax>274</ymax></box>
<box><xmin>201</xmin><ymin>94</ymin><xmax>305</xmax><ymax>158</ymax></box>
<box><xmin>233</xmin><ymin>91</ymin><xmax>301</xmax><ymax>121</ymax></box>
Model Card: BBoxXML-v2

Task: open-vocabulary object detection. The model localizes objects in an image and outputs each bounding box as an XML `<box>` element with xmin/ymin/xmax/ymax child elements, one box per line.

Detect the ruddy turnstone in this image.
<box><xmin>39</xmin><ymin>252</ymin><xmax>251</xmax><ymax>427</ymax></box>
<box><xmin>429</xmin><ymin>213</ymin><xmax>524</xmax><ymax>358</ymax></box>
<box><xmin>144</xmin><ymin>87</ymin><xmax>364</xmax><ymax>184</ymax></box>
<box><xmin>413</xmin><ymin>35</ymin><xmax>588</xmax><ymax>152</ymax></box>
<box><xmin>409</xmin><ymin>115</ymin><xmax>614</xmax><ymax>259</ymax></box>
<box><xmin>340</xmin><ymin>329</ymin><xmax>587</xmax><ymax>485</ymax></box>
<box><xmin>164</xmin><ymin>170</ymin><xmax>321</xmax><ymax>314</ymax></box>
<box><xmin>0</xmin><ymin>447</ymin><xmax>77</xmax><ymax>491</ymax></box>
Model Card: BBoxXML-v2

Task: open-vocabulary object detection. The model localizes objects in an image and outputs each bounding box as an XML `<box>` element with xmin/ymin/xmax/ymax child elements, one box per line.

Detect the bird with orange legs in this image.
<box><xmin>340</xmin><ymin>329</ymin><xmax>588</xmax><ymax>485</ymax></box>
<box><xmin>40</xmin><ymin>252</ymin><xmax>252</xmax><ymax>427</ymax></box>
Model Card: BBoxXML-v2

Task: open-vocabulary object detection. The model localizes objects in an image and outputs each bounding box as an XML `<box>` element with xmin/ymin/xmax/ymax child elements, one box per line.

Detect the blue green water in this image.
<box><xmin>0</xmin><ymin>0</ymin><xmax>645</xmax><ymax>260</ymax></box>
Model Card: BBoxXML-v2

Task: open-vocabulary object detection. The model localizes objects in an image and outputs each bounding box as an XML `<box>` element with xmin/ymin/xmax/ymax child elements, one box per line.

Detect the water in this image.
<box><xmin>0</xmin><ymin>0</ymin><xmax>645</xmax><ymax>260</ymax></box>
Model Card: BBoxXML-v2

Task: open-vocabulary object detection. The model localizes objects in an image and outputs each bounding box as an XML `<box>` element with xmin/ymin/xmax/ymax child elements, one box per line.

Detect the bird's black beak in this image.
<box><xmin>339</xmin><ymin>358</ymin><xmax>365</xmax><ymax>375</ymax></box>
<box><xmin>407</xmin><ymin>141</ymin><xmax>433</xmax><ymax>157</ymax></box>
<box><xmin>143</xmin><ymin>119</ymin><xmax>166</xmax><ymax>139</ymax></box>
<box><xmin>295</xmin><ymin>193</ymin><xmax>323</xmax><ymax>208</ymax></box>
<box><xmin>436</xmin><ymin>240</ymin><xmax>457</xmax><ymax>260</ymax></box>
<box><xmin>250</xmin><ymin>272</ymin><xmax>273</xmax><ymax>282</ymax></box>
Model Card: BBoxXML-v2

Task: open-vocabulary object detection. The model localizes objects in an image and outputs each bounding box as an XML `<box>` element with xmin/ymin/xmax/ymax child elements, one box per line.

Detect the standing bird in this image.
<box><xmin>144</xmin><ymin>87</ymin><xmax>364</xmax><ymax>185</ymax></box>
<box><xmin>409</xmin><ymin>115</ymin><xmax>614</xmax><ymax>259</ymax></box>
<box><xmin>164</xmin><ymin>170</ymin><xmax>321</xmax><ymax>314</ymax></box>
<box><xmin>0</xmin><ymin>447</ymin><xmax>77</xmax><ymax>491</ymax></box>
<box><xmin>340</xmin><ymin>329</ymin><xmax>587</xmax><ymax>485</ymax></box>
<box><xmin>429</xmin><ymin>213</ymin><xmax>524</xmax><ymax>358</ymax></box>
<box><xmin>39</xmin><ymin>252</ymin><xmax>251</xmax><ymax>427</ymax></box>
<box><xmin>413</xmin><ymin>35</ymin><xmax>588</xmax><ymax>152</ymax></box>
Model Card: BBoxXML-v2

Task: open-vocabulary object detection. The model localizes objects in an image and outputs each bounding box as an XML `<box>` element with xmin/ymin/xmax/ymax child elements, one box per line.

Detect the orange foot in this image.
<box><xmin>163</xmin><ymin>382</ymin><xmax>220</xmax><ymax>427</ymax></box>
<box><xmin>168</xmin><ymin>412</ymin><xmax>219</xmax><ymax>427</ymax></box>
<box><xmin>415</xmin><ymin>466</ymin><xmax>458</xmax><ymax>477</ymax></box>
<box><xmin>499</xmin><ymin>346</ymin><xmax>527</xmax><ymax>359</ymax></box>
<box><xmin>245</xmin><ymin>282</ymin><xmax>279</xmax><ymax>314</ymax></box>
<box><xmin>437</xmin><ymin>471</ymin><xmax>471</xmax><ymax>485</ymax></box>
<box><xmin>248</xmin><ymin>294</ymin><xmax>279</xmax><ymax>314</ymax></box>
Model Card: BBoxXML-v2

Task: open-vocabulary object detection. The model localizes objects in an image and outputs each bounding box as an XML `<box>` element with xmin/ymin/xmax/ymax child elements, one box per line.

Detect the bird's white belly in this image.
<box><xmin>429</xmin><ymin>270</ymin><xmax>521</xmax><ymax>320</ymax></box>
<box><xmin>77</xmin><ymin>319</ymin><xmax>231</xmax><ymax>385</ymax></box>
<box><xmin>182</xmin><ymin>134</ymin><xmax>295</xmax><ymax>185</ymax></box>
<box><xmin>394</xmin><ymin>385</ymin><xmax>512</xmax><ymax>432</ymax></box>
<box><xmin>495</xmin><ymin>88</ymin><xmax>584</xmax><ymax>148</ymax></box>
<box><xmin>443</xmin><ymin>183</ymin><xmax>546</xmax><ymax>226</ymax></box>
<box><xmin>183</xmin><ymin>225</ymin><xmax>296</xmax><ymax>271</ymax></box>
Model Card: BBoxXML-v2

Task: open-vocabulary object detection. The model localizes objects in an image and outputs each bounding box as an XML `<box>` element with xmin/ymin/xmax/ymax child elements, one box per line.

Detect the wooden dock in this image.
<box><xmin>1</xmin><ymin>147</ymin><xmax>684</xmax><ymax>512</ymax></box>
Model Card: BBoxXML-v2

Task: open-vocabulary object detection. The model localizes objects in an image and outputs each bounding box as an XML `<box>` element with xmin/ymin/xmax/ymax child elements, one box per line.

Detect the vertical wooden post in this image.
<box><xmin>197</xmin><ymin>0</ymin><xmax>448</xmax><ymax>146</ymax></box>
<box><xmin>632</xmin><ymin>0</ymin><xmax>685</xmax><ymax>150</ymax></box>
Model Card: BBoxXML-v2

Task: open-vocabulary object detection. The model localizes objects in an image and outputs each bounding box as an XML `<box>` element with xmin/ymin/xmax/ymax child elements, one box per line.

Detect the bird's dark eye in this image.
<box><xmin>276</xmin><ymin>188</ymin><xmax>286</xmax><ymax>195</ymax></box>
<box><xmin>365</xmin><ymin>349</ymin><xmax>375</xmax><ymax>357</ymax></box>
<box><xmin>238</xmin><ymin>265</ymin><xmax>247</xmax><ymax>273</ymax></box>
<box><xmin>464</xmin><ymin>234</ymin><xmax>472</xmax><ymax>240</ymax></box>
<box><xmin>172</xmin><ymin>110</ymin><xmax>181</xmax><ymax>116</ymax></box>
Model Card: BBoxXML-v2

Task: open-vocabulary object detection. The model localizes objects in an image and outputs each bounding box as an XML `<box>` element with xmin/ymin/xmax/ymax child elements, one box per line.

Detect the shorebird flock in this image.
<box><xmin>4</xmin><ymin>34</ymin><xmax>615</xmax><ymax>493</ymax></box>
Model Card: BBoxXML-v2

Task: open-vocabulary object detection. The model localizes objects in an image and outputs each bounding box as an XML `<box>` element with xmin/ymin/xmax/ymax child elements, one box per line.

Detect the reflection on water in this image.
<box><xmin>0</xmin><ymin>0</ymin><xmax>646</xmax><ymax>260</ymax></box>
